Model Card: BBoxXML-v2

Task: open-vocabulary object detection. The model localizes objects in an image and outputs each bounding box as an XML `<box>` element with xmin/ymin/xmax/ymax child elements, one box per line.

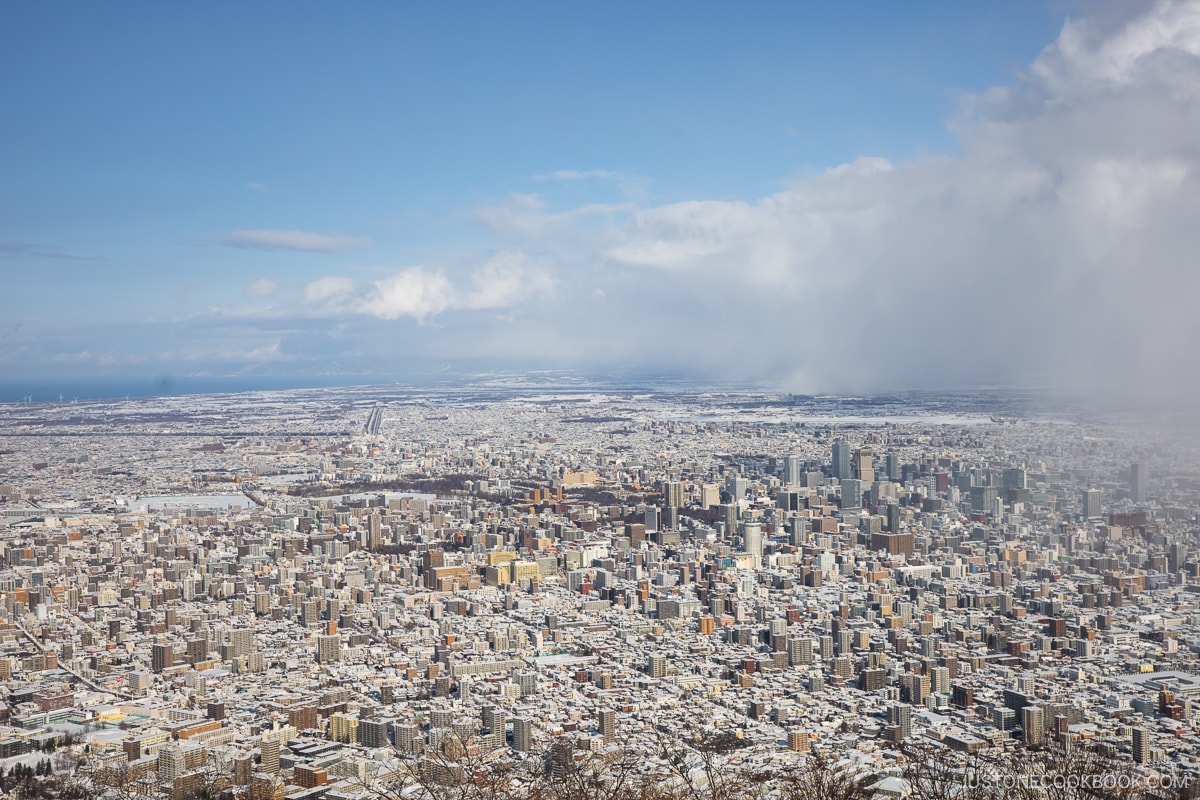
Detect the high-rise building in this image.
<box><xmin>1081</xmin><ymin>489</ymin><xmax>1103</xmax><ymax>519</ymax></box>
<box><xmin>1022</xmin><ymin>706</ymin><xmax>1045</xmax><ymax>747</ymax></box>
<box><xmin>819</xmin><ymin>635</ymin><xmax>834</xmax><ymax>660</ymax></box>
<box><xmin>483</xmin><ymin>707</ymin><xmax>507</xmax><ymax>738</ymax></box>
<box><xmin>186</xmin><ymin>638</ymin><xmax>206</xmax><ymax>665</ymax></box>
<box><xmin>229</xmin><ymin>629</ymin><xmax>254</xmax><ymax>660</ymax></box>
<box><xmin>885</xmin><ymin>453</ymin><xmax>900</xmax><ymax>481</ymax></box>
<box><xmin>853</xmin><ymin>450</ymin><xmax>874</xmax><ymax>483</ymax></box>
<box><xmin>719</xmin><ymin>504</ymin><xmax>738</xmax><ymax>537</ymax></box>
<box><xmin>841</xmin><ymin>479</ymin><xmax>863</xmax><ymax>509</ymax></box>
<box><xmin>783</xmin><ymin>455</ymin><xmax>803</xmax><ymax>486</ymax></box>
<box><xmin>512</xmin><ymin>717</ymin><xmax>533</xmax><ymax>752</ymax></box>
<box><xmin>368</xmin><ymin>513</ymin><xmax>382</xmax><ymax>549</ymax></box>
<box><xmin>787</xmin><ymin>729</ymin><xmax>811</xmax><ymax>752</ymax></box>
<box><xmin>1132</xmin><ymin>727</ymin><xmax>1151</xmax><ymax>763</ymax></box>
<box><xmin>931</xmin><ymin>666</ymin><xmax>950</xmax><ymax>695</ymax></box>
<box><xmin>157</xmin><ymin>745</ymin><xmax>186</xmax><ymax>783</ymax></box>
<box><xmin>357</xmin><ymin>718</ymin><xmax>390</xmax><ymax>749</ymax></box>
<box><xmin>152</xmin><ymin>643</ymin><xmax>174</xmax><ymax>673</ymax></box>
<box><xmin>395</xmin><ymin>722</ymin><xmax>422</xmax><ymax>754</ymax></box>
<box><xmin>1130</xmin><ymin>463</ymin><xmax>1147</xmax><ymax>503</ymax></box>
<box><xmin>788</xmin><ymin>637</ymin><xmax>813</xmax><ymax>666</ymax></box>
<box><xmin>832</xmin><ymin>440</ymin><xmax>852</xmax><ymax>480</ymax></box>
<box><xmin>259</xmin><ymin>736</ymin><xmax>280</xmax><ymax>775</ymax></box>
<box><xmin>317</xmin><ymin>634</ymin><xmax>341</xmax><ymax>664</ymax></box>
<box><xmin>741</xmin><ymin>522</ymin><xmax>763</xmax><ymax>568</ymax></box>
<box><xmin>516</xmin><ymin>671</ymin><xmax>538</xmax><ymax>697</ymax></box>
<box><xmin>663</xmin><ymin>481</ymin><xmax>684</xmax><ymax>509</ymax></box>
<box><xmin>598</xmin><ymin>708</ymin><xmax>616</xmax><ymax>742</ymax></box>
<box><xmin>1003</xmin><ymin>468</ymin><xmax>1027</xmax><ymax>490</ymax></box>
<box><xmin>648</xmin><ymin>654</ymin><xmax>667</xmax><ymax>678</ymax></box>
<box><xmin>887</xmin><ymin>704</ymin><xmax>912</xmax><ymax>741</ymax></box>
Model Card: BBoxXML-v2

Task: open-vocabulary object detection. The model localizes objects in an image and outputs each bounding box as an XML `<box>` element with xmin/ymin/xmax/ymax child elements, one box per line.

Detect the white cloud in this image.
<box><xmin>446</xmin><ymin>1</ymin><xmax>1200</xmax><ymax>397</ymax></box>
<box><xmin>290</xmin><ymin>252</ymin><xmax>554</xmax><ymax>323</ymax></box>
<box><xmin>200</xmin><ymin>2</ymin><xmax>1199</xmax><ymax>400</ymax></box>
<box><xmin>535</xmin><ymin>169</ymin><xmax>617</xmax><ymax>181</ymax></box>
<box><xmin>223</xmin><ymin>228</ymin><xmax>369</xmax><ymax>253</ymax></box>
<box><xmin>242</xmin><ymin>278</ymin><xmax>281</xmax><ymax>298</ymax></box>
<box><xmin>304</xmin><ymin>276</ymin><xmax>357</xmax><ymax>306</ymax></box>
<box><xmin>472</xmin><ymin>193</ymin><xmax>635</xmax><ymax>236</ymax></box>
<box><xmin>245</xmin><ymin>182</ymin><xmax>268</xmax><ymax>192</ymax></box>
<box><xmin>49</xmin><ymin>350</ymin><xmax>92</xmax><ymax>363</ymax></box>
<box><xmin>358</xmin><ymin>268</ymin><xmax>455</xmax><ymax>321</ymax></box>
<box><xmin>462</xmin><ymin>250</ymin><xmax>553</xmax><ymax>310</ymax></box>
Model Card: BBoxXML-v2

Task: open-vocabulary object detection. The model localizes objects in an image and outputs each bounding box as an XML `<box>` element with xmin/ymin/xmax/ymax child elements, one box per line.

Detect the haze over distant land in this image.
<box><xmin>3</xmin><ymin>1</ymin><xmax>1198</xmax><ymax>405</ymax></box>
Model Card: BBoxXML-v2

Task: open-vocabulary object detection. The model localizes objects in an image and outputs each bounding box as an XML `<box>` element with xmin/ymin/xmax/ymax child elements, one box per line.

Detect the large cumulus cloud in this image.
<box><xmin>462</xmin><ymin>0</ymin><xmax>1200</xmax><ymax>399</ymax></box>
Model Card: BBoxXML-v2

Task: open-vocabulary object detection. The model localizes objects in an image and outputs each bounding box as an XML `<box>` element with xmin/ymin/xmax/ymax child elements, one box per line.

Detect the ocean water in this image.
<box><xmin>0</xmin><ymin>375</ymin><xmax>368</xmax><ymax>405</ymax></box>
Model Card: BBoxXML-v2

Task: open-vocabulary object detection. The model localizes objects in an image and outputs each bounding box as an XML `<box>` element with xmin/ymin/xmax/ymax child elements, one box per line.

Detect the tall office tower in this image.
<box><xmin>885</xmin><ymin>453</ymin><xmax>900</xmax><ymax>481</ymax></box>
<box><xmin>644</xmin><ymin>506</ymin><xmax>660</xmax><ymax>533</ymax></box>
<box><xmin>259</xmin><ymin>736</ymin><xmax>280</xmax><ymax>775</ymax></box>
<box><xmin>783</xmin><ymin>455</ymin><xmax>803</xmax><ymax>486</ymax></box>
<box><xmin>152</xmin><ymin>643</ymin><xmax>174</xmax><ymax>673</ymax></box>
<box><xmin>853</xmin><ymin>450</ymin><xmax>874</xmax><ymax>483</ymax></box>
<box><xmin>316</xmin><ymin>634</ymin><xmax>341</xmax><ymax>663</ymax></box>
<box><xmin>887</xmin><ymin>704</ymin><xmax>912</xmax><ymax>741</ymax></box>
<box><xmin>598</xmin><ymin>708</ymin><xmax>616</xmax><ymax>742</ymax></box>
<box><xmin>719</xmin><ymin>504</ymin><xmax>738</xmax><ymax>537</ymax></box>
<box><xmin>832</xmin><ymin>440</ymin><xmax>852</xmax><ymax>480</ymax></box>
<box><xmin>700</xmin><ymin>484</ymin><xmax>720</xmax><ymax>509</ymax></box>
<box><xmin>1132</xmin><ymin>727</ymin><xmax>1151</xmax><ymax>763</ymax></box>
<box><xmin>1130</xmin><ymin>462</ymin><xmax>1147</xmax><ymax>503</ymax></box>
<box><xmin>1003</xmin><ymin>468</ymin><xmax>1027</xmax><ymax>490</ymax></box>
<box><xmin>841</xmin><ymin>479</ymin><xmax>863</xmax><ymax>509</ymax></box>
<box><xmin>662</xmin><ymin>505</ymin><xmax>679</xmax><ymax>532</ymax></box>
<box><xmin>1021</xmin><ymin>706</ymin><xmax>1045</xmax><ymax>747</ymax></box>
<box><xmin>255</xmin><ymin>592</ymin><xmax>270</xmax><ymax>616</ymax></box>
<box><xmin>741</xmin><ymin>522</ymin><xmax>763</xmax><ymax>568</ymax></box>
<box><xmin>726</xmin><ymin>475</ymin><xmax>750</xmax><ymax>500</ymax></box>
<box><xmin>1081</xmin><ymin>489</ymin><xmax>1103</xmax><ymax>519</ymax></box>
<box><xmin>368</xmin><ymin>513</ymin><xmax>382</xmax><ymax>549</ymax></box>
<box><xmin>512</xmin><ymin>717</ymin><xmax>533</xmax><ymax>752</ymax></box>
<box><xmin>663</xmin><ymin>481</ymin><xmax>684</xmax><ymax>509</ymax></box>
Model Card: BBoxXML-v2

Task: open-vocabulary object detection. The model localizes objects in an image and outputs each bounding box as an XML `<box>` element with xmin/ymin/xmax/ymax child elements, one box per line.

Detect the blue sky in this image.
<box><xmin>4</xmin><ymin>1</ymin><xmax>1200</xmax><ymax>398</ymax></box>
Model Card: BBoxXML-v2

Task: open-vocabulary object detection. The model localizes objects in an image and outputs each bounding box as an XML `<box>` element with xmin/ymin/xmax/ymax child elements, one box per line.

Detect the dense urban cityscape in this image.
<box><xmin>0</xmin><ymin>383</ymin><xmax>1196</xmax><ymax>799</ymax></box>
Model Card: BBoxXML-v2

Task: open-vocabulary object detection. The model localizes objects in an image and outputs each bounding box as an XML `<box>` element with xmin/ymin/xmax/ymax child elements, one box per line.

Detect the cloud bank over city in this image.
<box><xmin>249</xmin><ymin>1</ymin><xmax>1199</xmax><ymax>396</ymax></box>
<box><xmin>4</xmin><ymin>1</ymin><xmax>1198</xmax><ymax>401</ymax></box>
